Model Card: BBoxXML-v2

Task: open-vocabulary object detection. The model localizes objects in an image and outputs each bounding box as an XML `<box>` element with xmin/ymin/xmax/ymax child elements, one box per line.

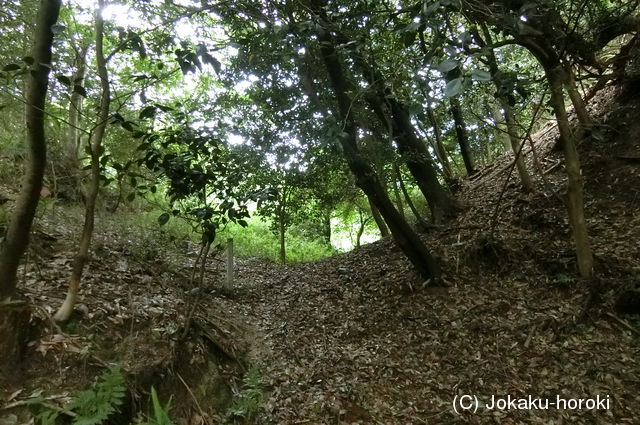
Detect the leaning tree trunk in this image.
<box><xmin>359</xmin><ymin>62</ymin><xmax>458</xmax><ymax>223</ymax></box>
<box><xmin>368</xmin><ymin>199</ymin><xmax>390</xmax><ymax>237</ymax></box>
<box><xmin>425</xmin><ymin>105</ymin><xmax>454</xmax><ymax>181</ymax></box>
<box><xmin>313</xmin><ymin>18</ymin><xmax>441</xmax><ymax>280</ymax></box>
<box><xmin>55</xmin><ymin>0</ymin><xmax>111</xmax><ymax>321</ymax></box>
<box><xmin>450</xmin><ymin>97</ymin><xmax>476</xmax><ymax>176</ymax></box>
<box><xmin>395</xmin><ymin>162</ymin><xmax>427</xmax><ymax>225</ymax></box>
<box><xmin>0</xmin><ymin>0</ymin><xmax>61</xmax><ymax>382</ymax></box>
<box><xmin>546</xmin><ymin>64</ymin><xmax>594</xmax><ymax>279</ymax></box>
<box><xmin>0</xmin><ymin>0</ymin><xmax>61</xmax><ymax>300</ymax></box>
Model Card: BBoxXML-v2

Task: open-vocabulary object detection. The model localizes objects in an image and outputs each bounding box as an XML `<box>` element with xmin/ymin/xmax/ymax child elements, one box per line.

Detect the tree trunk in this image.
<box><xmin>55</xmin><ymin>0</ymin><xmax>111</xmax><ymax>321</ymax></box>
<box><xmin>278</xmin><ymin>214</ymin><xmax>286</xmax><ymax>263</ymax></box>
<box><xmin>546</xmin><ymin>65</ymin><xmax>594</xmax><ymax>279</ymax></box>
<box><xmin>65</xmin><ymin>45</ymin><xmax>89</xmax><ymax>199</ymax></box>
<box><xmin>67</xmin><ymin>47</ymin><xmax>88</xmax><ymax>162</ymax></box>
<box><xmin>450</xmin><ymin>97</ymin><xmax>476</xmax><ymax>176</ymax></box>
<box><xmin>392</xmin><ymin>180</ymin><xmax>405</xmax><ymax>217</ymax></box>
<box><xmin>355</xmin><ymin>210</ymin><xmax>368</xmax><ymax>249</ymax></box>
<box><xmin>368</xmin><ymin>198</ymin><xmax>389</xmax><ymax>237</ymax></box>
<box><xmin>395</xmin><ymin>162</ymin><xmax>426</xmax><ymax>225</ymax></box>
<box><xmin>0</xmin><ymin>0</ymin><xmax>61</xmax><ymax>383</ymax></box>
<box><xmin>564</xmin><ymin>66</ymin><xmax>591</xmax><ymax>128</ymax></box>
<box><xmin>478</xmin><ymin>24</ymin><xmax>533</xmax><ymax>191</ymax></box>
<box><xmin>362</xmin><ymin>71</ymin><xmax>458</xmax><ymax>223</ymax></box>
<box><xmin>501</xmin><ymin>101</ymin><xmax>534</xmax><ymax>191</ymax></box>
<box><xmin>491</xmin><ymin>102</ymin><xmax>513</xmax><ymax>151</ymax></box>
<box><xmin>0</xmin><ymin>0</ymin><xmax>61</xmax><ymax>300</ymax></box>
<box><xmin>425</xmin><ymin>105</ymin><xmax>454</xmax><ymax>181</ymax></box>
<box><xmin>314</xmin><ymin>19</ymin><xmax>441</xmax><ymax>280</ymax></box>
<box><xmin>322</xmin><ymin>211</ymin><xmax>332</xmax><ymax>245</ymax></box>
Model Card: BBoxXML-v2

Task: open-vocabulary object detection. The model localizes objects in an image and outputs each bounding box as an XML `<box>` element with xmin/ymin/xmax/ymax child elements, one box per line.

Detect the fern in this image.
<box><xmin>226</xmin><ymin>366</ymin><xmax>264</xmax><ymax>423</ymax></box>
<box><xmin>67</xmin><ymin>364</ymin><xmax>126</xmax><ymax>425</ymax></box>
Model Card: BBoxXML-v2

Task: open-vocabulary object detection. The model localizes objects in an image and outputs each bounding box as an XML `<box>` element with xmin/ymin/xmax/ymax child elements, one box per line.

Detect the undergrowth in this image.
<box><xmin>225</xmin><ymin>366</ymin><xmax>264</xmax><ymax>424</ymax></box>
<box><xmin>104</xmin><ymin>207</ymin><xmax>336</xmax><ymax>263</ymax></box>
<box><xmin>36</xmin><ymin>364</ymin><xmax>126</xmax><ymax>425</ymax></box>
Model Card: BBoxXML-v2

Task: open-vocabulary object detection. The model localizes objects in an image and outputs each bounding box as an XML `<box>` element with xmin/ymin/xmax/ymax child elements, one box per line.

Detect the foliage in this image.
<box><xmin>36</xmin><ymin>364</ymin><xmax>126</xmax><ymax>425</ymax></box>
<box><xmin>136</xmin><ymin>387</ymin><xmax>175</xmax><ymax>425</ymax></box>
<box><xmin>217</xmin><ymin>215</ymin><xmax>337</xmax><ymax>262</ymax></box>
<box><xmin>225</xmin><ymin>366</ymin><xmax>264</xmax><ymax>424</ymax></box>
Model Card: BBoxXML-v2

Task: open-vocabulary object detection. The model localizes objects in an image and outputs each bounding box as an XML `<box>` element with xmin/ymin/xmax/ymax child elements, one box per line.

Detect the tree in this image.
<box><xmin>0</xmin><ymin>0</ymin><xmax>62</xmax><ymax>381</ymax></box>
<box><xmin>0</xmin><ymin>0</ymin><xmax>62</xmax><ymax>300</ymax></box>
<box><xmin>55</xmin><ymin>0</ymin><xmax>112</xmax><ymax>321</ymax></box>
<box><xmin>311</xmin><ymin>6</ymin><xmax>441</xmax><ymax>280</ymax></box>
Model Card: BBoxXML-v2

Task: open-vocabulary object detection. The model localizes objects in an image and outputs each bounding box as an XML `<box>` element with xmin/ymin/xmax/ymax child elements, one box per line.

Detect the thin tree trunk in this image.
<box><xmin>355</xmin><ymin>210</ymin><xmax>370</xmax><ymax>249</ymax></box>
<box><xmin>491</xmin><ymin>102</ymin><xmax>513</xmax><ymax>151</ymax></box>
<box><xmin>478</xmin><ymin>24</ymin><xmax>533</xmax><ymax>191</ymax></box>
<box><xmin>450</xmin><ymin>97</ymin><xmax>476</xmax><ymax>176</ymax></box>
<box><xmin>66</xmin><ymin>45</ymin><xmax>89</xmax><ymax>199</ymax></box>
<box><xmin>67</xmin><ymin>47</ymin><xmax>88</xmax><ymax>166</ymax></box>
<box><xmin>0</xmin><ymin>0</ymin><xmax>61</xmax><ymax>300</ymax></box>
<box><xmin>425</xmin><ymin>105</ymin><xmax>454</xmax><ymax>181</ymax></box>
<box><xmin>546</xmin><ymin>65</ymin><xmax>594</xmax><ymax>279</ymax></box>
<box><xmin>368</xmin><ymin>198</ymin><xmax>390</xmax><ymax>237</ymax></box>
<box><xmin>322</xmin><ymin>211</ymin><xmax>331</xmax><ymax>245</ymax></box>
<box><xmin>362</xmin><ymin>72</ymin><xmax>458</xmax><ymax>222</ymax></box>
<box><xmin>395</xmin><ymin>162</ymin><xmax>427</xmax><ymax>225</ymax></box>
<box><xmin>279</xmin><ymin>215</ymin><xmax>286</xmax><ymax>263</ymax></box>
<box><xmin>392</xmin><ymin>179</ymin><xmax>405</xmax><ymax>217</ymax></box>
<box><xmin>501</xmin><ymin>101</ymin><xmax>534</xmax><ymax>191</ymax></box>
<box><xmin>564</xmin><ymin>66</ymin><xmax>591</xmax><ymax>128</ymax></box>
<box><xmin>55</xmin><ymin>0</ymin><xmax>111</xmax><ymax>321</ymax></box>
<box><xmin>313</xmin><ymin>16</ymin><xmax>441</xmax><ymax>280</ymax></box>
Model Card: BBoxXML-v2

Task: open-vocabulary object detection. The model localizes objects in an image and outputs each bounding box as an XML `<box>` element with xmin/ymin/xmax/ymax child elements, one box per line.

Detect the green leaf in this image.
<box><xmin>471</xmin><ymin>69</ymin><xmax>492</xmax><ymax>82</ymax></box>
<box><xmin>57</xmin><ymin>74</ymin><xmax>72</xmax><ymax>86</ymax></box>
<box><xmin>444</xmin><ymin>77</ymin><xmax>463</xmax><ymax>97</ymax></box>
<box><xmin>51</xmin><ymin>24</ymin><xmax>65</xmax><ymax>34</ymax></box>
<box><xmin>403</xmin><ymin>31</ymin><xmax>417</xmax><ymax>47</ymax></box>
<box><xmin>73</xmin><ymin>85</ymin><xmax>87</xmax><ymax>97</ymax></box>
<box><xmin>436</xmin><ymin>59</ymin><xmax>458</xmax><ymax>73</ymax></box>
<box><xmin>158</xmin><ymin>213</ymin><xmax>170</xmax><ymax>226</ymax></box>
<box><xmin>2</xmin><ymin>63</ymin><xmax>21</xmax><ymax>72</ymax></box>
<box><xmin>139</xmin><ymin>105</ymin><xmax>156</xmax><ymax>120</ymax></box>
<box><xmin>22</xmin><ymin>56</ymin><xmax>34</xmax><ymax>65</ymax></box>
<box><xmin>237</xmin><ymin>219</ymin><xmax>248</xmax><ymax>227</ymax></box>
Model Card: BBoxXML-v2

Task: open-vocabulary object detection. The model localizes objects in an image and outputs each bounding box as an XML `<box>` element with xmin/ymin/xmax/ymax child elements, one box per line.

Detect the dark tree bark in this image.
<box><xmin>322</xmin><ymin>211</ymin><xmax>332</xmax><ymax>245</ymax></box>
<box><xmin>395</xmin><ymin>162</ymin><xmax>427</xmax><ymax>226</ymax></box>
<box><xmin>449</xmin><ymin>97</ymin><xmax>477</xmax><ymax>176</ymax></box>
<box><xmin>0</xmin><ymin>0</ymin><xmax>61</xmax><ymax>383</ymax></box>
<box><xmin>0</xmin><ymin>0</ymin><xmax>61</xmax><ymax>300</ymax></box>
<box><xmin>313</xmin><ymin>16</ymin><xmax>441</xmax><ymax>280</ymax></box>
<box><xmin>368</xmin><ymin>199</ymin><xmax>390</xmax><ymax>237</ymax></box>
<box><xmin>55</xmin><ymin>0</ymin><xmax>111</xmax><ymax>321</ymax></box>
<box><xmin>425</xmin><ymin>105</ymin><xmax>454</xmax><ymax>181</ymax></box>
<box><xmin>359</xmin><ymin>64</ymin><xmax>458</xmax><ymax>223</ymax></box>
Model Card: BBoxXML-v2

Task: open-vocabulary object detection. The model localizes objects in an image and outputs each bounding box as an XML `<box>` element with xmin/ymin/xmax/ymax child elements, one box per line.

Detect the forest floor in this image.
<box><xmin>2</xmin><ymin>84</ymin><xmax>640</xmax><ymax>425</ymax></box>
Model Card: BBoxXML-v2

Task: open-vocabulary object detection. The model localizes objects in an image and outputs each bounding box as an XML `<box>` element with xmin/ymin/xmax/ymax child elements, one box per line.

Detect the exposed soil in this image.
<box><xmin>1</xmin><ymin>85</ymin><xmax>640</xmax><ymax>425</ymax></box>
